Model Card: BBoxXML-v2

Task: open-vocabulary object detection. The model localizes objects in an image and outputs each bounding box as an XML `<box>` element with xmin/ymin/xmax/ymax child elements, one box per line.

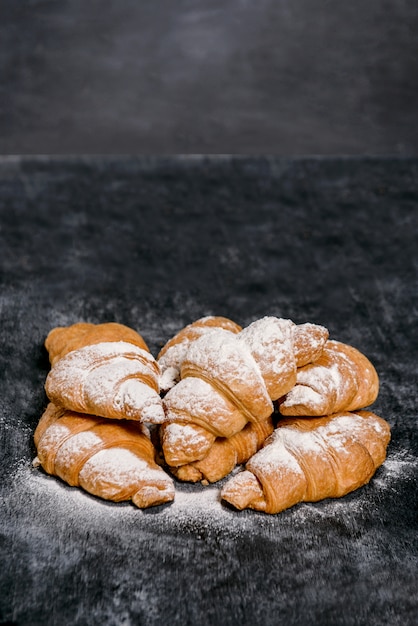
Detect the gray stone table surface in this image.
<box><xmin>0</xmin><ymin>156</ymin><xmax>417</xmax><ymax>625</ymax></box>
<box><xmin>1</xmin><ymin>1</ymin><xmax>418</xmax><ymax>154</ymax></box>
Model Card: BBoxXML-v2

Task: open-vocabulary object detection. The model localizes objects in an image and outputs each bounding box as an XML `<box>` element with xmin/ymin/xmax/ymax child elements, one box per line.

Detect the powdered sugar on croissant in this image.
<box><xmin>157</xmin><ymin>315</ymin><xmax>242</xmax><ymax>392</ymax></box>
<box><xmin>280</xmin><ymin>340</ymin><xmax>379</xmax><ymax>416</ymax></box>
<box><xmin>221</xmin><ymin>410</ymin><xmax>390</xmax><ymax>514</ymax></box>
<box><xmin>161</xmin><ymin>316</ymin><xmax>329</xmax><ymax>479</ymax></box>
<box><xmin>45</xmin><ymin>321</ymin><xmax>150</xmax><ymax>366</ymax></box>
<box><xmin>45</xmin><ymin>340</ymin><xmax>165</xmax><ymax>424</ymax></box>
<box><xmin>182</xmin><ymin>328</ymin><xmax>274</xmax><ymax>421</ymax></box>
<box><xmin>34</xmin><ymin>403</ymin><xmax>175</xmax><ymax>508</ymax></box>
<box><xmin>172</xmin><ymin>417</ymin><xmax>274</xmax><ymax>484</ymax></box>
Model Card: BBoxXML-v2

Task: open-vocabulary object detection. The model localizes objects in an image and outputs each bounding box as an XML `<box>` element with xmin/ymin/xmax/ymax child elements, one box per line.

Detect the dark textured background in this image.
<box><xmin>1</xmin><ymin>0</ymin><xmax>418</xmax><ymax>154</ymax></box>
<box><xmin>0</xmin><ymin>156</ymin><xmax>417</xmax><ymax>625</ymax></box>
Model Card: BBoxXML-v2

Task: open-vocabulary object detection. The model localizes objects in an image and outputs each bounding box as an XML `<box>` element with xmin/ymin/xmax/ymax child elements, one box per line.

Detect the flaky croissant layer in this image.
<box><xmin>279</xmin><ymin>340</ymin><xmax>379</xmax><ymax>417</ymax></box>
<box><xmin>160</xmin><ymin>316</ymin><xmax>329</xmax><ymax>479</ymax></box>
<box><xmin>157</xmin><ymin>316</ymin><xmax>243</xmax><ymax>392</ymax></box>
<box><xmin>34</xmin><ymin>317</ymin><xmax>387</xmax><ymax>513</ymax></box>
<box><xmin>221</xmin><ymin>411</ymin><xmax>390</xmax><ymax>514</ymax></box>
<box><xmin>44</xmin><ymin>323</ymin><xmax>165</xmax><ymax>424</ymax></box>
<box><xmin>34</xmin><ymin>403</ymin><xmax>175</xmax><ymax>508</ymax></box>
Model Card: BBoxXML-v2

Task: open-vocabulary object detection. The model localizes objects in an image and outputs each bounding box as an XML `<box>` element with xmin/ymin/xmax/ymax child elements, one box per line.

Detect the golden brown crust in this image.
<box><xmin>172</xmin><ymin>417</ymin><xmax>274</xmax><ymax>484</ymax></box>
<box><xmin>235</xmin><ymin>318</ymin><xmax>297</xmax><ymax>402</ymax></box>
<box><xmin>180</xmin><ymin>340</ymin><xmax>273</xmax><ymax>424</ymax></box>
<box><xmin>157</xmin><ymin>316</ymin><xmax>242</xmax><ymax>392</ymax></box>
<box><xmin>157</xmin><ymin>316</ymin><xmax>242</xmax><ymax>361</ymax></box>
<box><xmin>293</xmin><ymin>323</ymin><xmax>330</xmax><ymax>367</ymax></box>
<box><xmin>34</xmin><ymin>403</ymin><xmax>175</xmax><ymax>508</ymax></box>
<box><xmin>279</xmin><ymin>340</ymin><xmax>379</xmax><ymax>417</ymax></box>
<box><xmin>221</xmin><ymin>410</ymin><xmax>390</xmax><ymax>514</ymax></box>
<box><xmin>161</xmin><ymin>317</ymin><xmax>329</xmax><ymax>482</ymax></box>
<box><xmin>332</xmin><ymin>343</ymin><xmax>380</xmax><ymax>411</ymax></box>
<box><xmin>45</xmin><ymin>322</ymin><xmax>150</xmax><ymax>365</ymax></box>
<box><xmin>161</xmin><ymin>376</ymin><xmax>248</xmax><ymax>441</ymax></box>
<box><xmin>159</xmin><ymin>420</ymin><xmax>216</xmax><ymax>467</ymax></box>
<box><xmin>44</xmin><ymin>323</ymin><xmax>164</xmax><ymax>423</ymax></box>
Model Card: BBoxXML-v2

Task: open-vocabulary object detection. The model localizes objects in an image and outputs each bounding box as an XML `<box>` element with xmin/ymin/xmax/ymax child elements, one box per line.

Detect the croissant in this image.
<box><xmin>33</xmin><ymin>403</ymin><xmax>175</xmax><ymax>508</ymax></box>
<box><xmin>45</xmin><ymin>322</ymin><xmax>165</xmax><ymax>424</ymax></box>
<box><xmin>161</xmin><ymin>316</ymin><xmax>329</xmax><ymax>476</ymax></box>
<box><xmin>171</xmin><ymin>417</ymin><xmax>274</xmax><ymax>484</ymax></box>
<box><xmin>221</xmin><ymin>410</ymin><xmax>391</xmax><ymax>514</ymax></box>
<box><xmin>279</xmin><ymin>340</ymin><xmax>379</xmax><ymax>417</ymax></box>
<box><xmin>157</xmin><ymin>315</ymin><xmax>242</xmax><ymax>392</ymax></box>
<box><xmin>45</xmin><ymin>321</ymin><xmax>150</xmax><ymax>366</ymax></box>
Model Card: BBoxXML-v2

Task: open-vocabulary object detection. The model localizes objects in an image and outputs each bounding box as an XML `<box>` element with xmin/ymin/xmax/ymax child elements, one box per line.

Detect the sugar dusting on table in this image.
<box><xmin>14</xmin><ymin>461</ymin><xmax>237</xmax><ymax>529</ymax></box>
<box><xmin>11</xmin><ymin>444</ymin><xmax>416</xmax><ymax>533</ymax></box>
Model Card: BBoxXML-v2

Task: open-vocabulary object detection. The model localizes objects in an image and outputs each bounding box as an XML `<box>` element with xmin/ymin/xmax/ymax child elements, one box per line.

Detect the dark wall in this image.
<box><xmin>1</xmin><ymin>0</ymin><xmax>417</xmax><ymax>154</ymax></box>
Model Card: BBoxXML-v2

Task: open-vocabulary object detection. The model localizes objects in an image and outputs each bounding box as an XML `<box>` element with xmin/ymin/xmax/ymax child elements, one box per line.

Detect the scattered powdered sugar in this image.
<box><xmin>163</xmin><ymin>422</ymin><xmax>211</xmax><ymax>453</ymax></box>
<box><xmin>115</xmin><ymin>379</ymin><xmax>165</xmax><ymax>424</ymax></box>
<box><xmin>165</xmin><ymin>483</ymin><xmax>223</xmax><ymax>517</ymax></box>
<box><xmin>163</xmin><ymin>376</ymin><xmax>247</xmax><ymax>437</ymax></box>
<box><xmin>34</xmin><ymin>421</ymin><xmax>71</xmax><ymax>459</ymax></box>
<box><xmin>55</xmin><ymin>429</ymin><xmax>103</xmax><ymax>469</ymax></box>
<box><xmin>185</xmin><ymin>329</ymin><xmax>272</xmax><ymax>417</ymax></box>
<box><xmin>371</xmin><ymin>448</ymin><xmax>418</xmax><ymax>492</ymax></box>
<box><xmin>11</xmin><ymin>462</ymin><xmax>236</xmax><ymax>530</ymax></box>
<box><xmin>249</xmin><ymin>431</ymin><xmax>305</xmax><ymax>474</ymax></box>
<box><xmin>10</xmin><ymin>440</ymin><xmax>415</xmax><ymax>534</ymax></box>
<box><xmin>281</xmin><ymin>384</ymin><xmax>322</xmax><ymax>408</ymax></box>
<box><xmin>80</xmin><ymin>448</ymin><xmax>153</xmax><ymax>486</ymax></box>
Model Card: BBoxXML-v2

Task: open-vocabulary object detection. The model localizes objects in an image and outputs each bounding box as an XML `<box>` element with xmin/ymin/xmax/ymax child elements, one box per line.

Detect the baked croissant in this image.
<box><xmin>33</xmin><ymin>403</ymin><xmax>175</xmax><ymax>508</ymax></box>
<box><xmin>45</xmin><ymin>321</ymin><xmax>150</xmax><ymax>366</ymax></box>
<box><xmin>171</xmin><ymin>417</ymin><xmax>274</xmax><ymax>484</ymax></box>
<box><xmin>161</xmin><ymin>316</ymin><xmax>329</xmax><ymax>475</ymax></box>
<box><xmin>279</xmin><ymin>340</ymin><xmax>379</xmax><ymax>417</ymax></box>
<box><xmin>45</xmin><ymin>322</ymin><xmax>165</xmax><ymax>424</ymax></box>
<box><xmin>157</xmin><ymin>315</ymin><xmax>242</xmax><ymax>392</ymax></box>
<box><xmin>221</xmin><ymin>410</ymin><xmax>390</xmax><ymax>514</ymax></box>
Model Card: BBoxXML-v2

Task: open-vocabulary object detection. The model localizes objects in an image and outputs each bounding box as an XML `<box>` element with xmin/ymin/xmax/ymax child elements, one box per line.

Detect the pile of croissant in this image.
<box><xmin>33</xmin><ymin>316</ymin><xmax>391</xmax><ymax>514</ymax></box>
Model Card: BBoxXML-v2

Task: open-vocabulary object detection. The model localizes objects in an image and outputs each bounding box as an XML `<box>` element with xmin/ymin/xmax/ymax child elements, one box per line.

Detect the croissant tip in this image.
<box><xmin>132</xmin><ymin>485</ymin><xmax>175</xmax><ymax>509</ymax></box>
<box><xmin>120</xmin><ymin>396</ymin><xmax>166</xmax><ymax>424</ymax></box>
<box><xmin>221</xmin><ymin>470</ymin><xmax>262</xmax><ymax>510</ymax></box>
